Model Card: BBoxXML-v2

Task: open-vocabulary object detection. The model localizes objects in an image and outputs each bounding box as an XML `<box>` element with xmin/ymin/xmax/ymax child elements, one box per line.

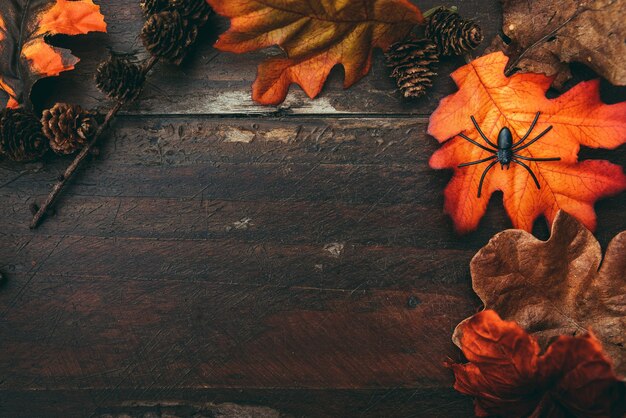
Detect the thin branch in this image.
<box><xmin>29</xmin><ymin>55</ymin><xmax>160</xmax><ymax>229</ymax></box>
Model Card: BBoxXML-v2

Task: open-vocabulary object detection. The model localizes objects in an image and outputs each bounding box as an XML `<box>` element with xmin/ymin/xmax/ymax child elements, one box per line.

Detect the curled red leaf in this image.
<box><xmin>449</xmin><ymin>310</ymin><xmax>626</xmax><ymax>418</ymax></box>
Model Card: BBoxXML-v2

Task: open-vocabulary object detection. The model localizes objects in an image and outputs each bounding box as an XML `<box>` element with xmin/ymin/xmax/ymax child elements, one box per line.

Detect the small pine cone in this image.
<box><xmin>41</xmin><ymin>103</ymin><xmax>98</xmax><ymax>155</ymax></box>
<box><xmin>0</xmin><ymin>108</ymin><xmax>48</xmax><ymax>162</ymax></box>
<box><xmin>96</xmin><ymin>54</ymin><xmax>146</xmax><ymax>101</ymax></box>
<box><xmin>142</xmin><ymin>11</ymin><xmax>198</xmax><ymax>65</ymax></box>
<box><xmin>425</xmin><ymin>8</ymin><xmax>483</xmax><ymax>56</ymax></box>
<box><xmin>140</xmin><ymin>0</ymin><xmax>169</xmax><ymax>16</ymax></box>
<box><xmin>386</xmin><ymin>37</ymin><xmax>439</xmax><ymax>99</ymax></box>
<box><xmin>169</xmin><ymin>0</ymin><xmax>213</xmax><ymax>25</ymax></box>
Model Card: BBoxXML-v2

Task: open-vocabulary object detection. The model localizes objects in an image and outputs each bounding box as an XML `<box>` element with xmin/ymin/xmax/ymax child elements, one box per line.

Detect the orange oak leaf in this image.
<box><xmin>0</xmin><ymin>0</ymin><xmax>107</xmax><ymax>108</ymax></box>
<box><xmin>428</xmin><ymin>52</ymin><xmax>626</xmax><ymax>233</ymax></box>
<box><xmin>208</xmin><ymin>0</ymin><xmax>422</xmax><ymax>105</ymax></box>
<box><xmin>449</xmin><ymin>310</ymin><xmax>626</xmax><ymax>418</ymax></box>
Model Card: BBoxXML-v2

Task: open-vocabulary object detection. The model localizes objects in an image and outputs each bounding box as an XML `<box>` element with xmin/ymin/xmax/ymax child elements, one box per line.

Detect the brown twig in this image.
<box><xmin>29</xmin><ymin>55</ymin><xmax>160</xmax><ymax>229</ymax></box>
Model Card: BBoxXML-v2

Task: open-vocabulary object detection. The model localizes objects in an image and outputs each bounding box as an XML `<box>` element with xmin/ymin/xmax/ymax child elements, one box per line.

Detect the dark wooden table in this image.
<box><xmin>1</xmin><ymin>1</ymin><xmax>624</xmax><ymax>417</ymax></box>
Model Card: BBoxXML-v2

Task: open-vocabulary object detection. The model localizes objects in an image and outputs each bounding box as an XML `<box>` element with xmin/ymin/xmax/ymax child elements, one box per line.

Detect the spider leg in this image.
<box><xmin>512</xmin><ymin>126</ymin><xmax>553</xmax><ymax>152</ymax></box>
<box><xmin>458</xmin><ymin>155</ymin><xmax>497</xmax><ymax>168</ymax></box>
<box><xmin>513</xmin><ymin>154</ymin><xmax>561</xmax><ymax>162</ymax></box>
<box><xmin>512</xmin><ymin>159</ymin><xmax>541</xmax><ymax>189</ymax></box>
<box><xmin>477</xmin><ymin>160</ymin><xmax>499</xmax><ymax>198</ymax></box>
<box><xmin>471</xmin><ymin>116</ymin><xmax>498</xmax><ymax>149</ymax></box>
<box><xmin>512</xmin><ymin>112</ymin><xmax>541</xmax><ymax>148</ymax></box>
<box><xmin>459</xmin><ymin>133</ymin><xmax>497</xmax><ymax>153</ymax></box>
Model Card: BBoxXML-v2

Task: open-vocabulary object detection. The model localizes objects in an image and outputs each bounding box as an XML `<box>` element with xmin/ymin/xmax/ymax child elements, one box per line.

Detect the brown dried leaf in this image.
<box><xmin>493</xmin><ymin>0</ymin><xmax>626</xmax><ymax>88</ymax></box>
<box><xmin>458</xmin><ymin>211</ymin><xmax>626</xmax><ymax>376</ymax></box>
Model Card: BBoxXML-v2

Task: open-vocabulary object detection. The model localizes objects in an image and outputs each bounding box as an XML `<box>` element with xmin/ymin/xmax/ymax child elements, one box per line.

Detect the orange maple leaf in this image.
<box><xmin>449</xmin><ymin>310</ymin><xmax>626</xmax><ymax>418</ymax></box>
<box><xmin>0</xmin><ymin>0</ymin><xmax>107</xmax><ymax>108</ymax></box>
<box><xmin>428</xmin><ymin>52</ymin><xmax>626</xmax><ymax>233</ymax></box>
<box><xmin>208</xmin><ymin>0</ymin><xmax>422</xmax><ymax>105</ymax></box>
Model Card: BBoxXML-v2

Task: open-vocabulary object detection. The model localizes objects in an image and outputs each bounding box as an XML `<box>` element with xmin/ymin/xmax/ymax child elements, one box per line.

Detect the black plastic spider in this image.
<box><xmin>457</xmin><ymin>112</ymin><xmax>561</xmax><ymax>198</ymax></box>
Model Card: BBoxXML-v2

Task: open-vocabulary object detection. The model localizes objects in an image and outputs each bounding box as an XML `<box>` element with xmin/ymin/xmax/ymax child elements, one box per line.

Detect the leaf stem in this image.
<box><xmin>29</xmin><ymin>55</ymin><xmax>160</xmax><ymax>229</ymax></box>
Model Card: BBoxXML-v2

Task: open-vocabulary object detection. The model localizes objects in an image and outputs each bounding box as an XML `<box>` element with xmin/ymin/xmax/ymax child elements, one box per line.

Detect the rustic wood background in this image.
<box><xmin>1</xmin><ymin>1</ymin><xmax>625</xmax><ymax>417</ymax></box>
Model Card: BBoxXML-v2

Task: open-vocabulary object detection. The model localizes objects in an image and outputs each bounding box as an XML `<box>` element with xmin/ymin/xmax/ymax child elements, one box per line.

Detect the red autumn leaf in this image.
<box><xmin>208</xmin><ymin>0</ymin><xmax>422</xmax><ymax>105</ymax></box>
<box><xmin>449</xmin><ymin>310</ymin><xmax>626</xmax><ymax>418</ymax></box>
<box><xmin>0</xmin><ymin>0</ymin><xmax>107</xmax><ymax>108</ymax></box>
<box><xmin>428</xmin><ymin>52</ymin><xmax>626</xmax><ymax>233</ymax></box>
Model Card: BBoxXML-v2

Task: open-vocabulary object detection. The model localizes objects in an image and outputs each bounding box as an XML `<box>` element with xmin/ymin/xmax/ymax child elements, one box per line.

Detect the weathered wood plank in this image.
<box><xmin>0</xmin><ymin>275</ymin><xmax>475</xmax><ymax>394</ymax></box>
<box><xmin>0</xmin><ymin>117</ymin><xmax>433</xmax><ymax>177</ymax></box>
<box><xmin>0</xmin><ymin>234</ymin><xmax>476</xmax><ymax>288</ymax></box>
<box><xmin>25</xmin><ymin>0</ymin><xmax>502</xmax><ymax>116</ymax></box>
<box><xmin>2</xmin><ymin>194</ymin><xmax>624</xmax><ymax>249</ymax></box>
<box><xmin>0</xmin><ymin>388</ymin><xmax>473</xmax><ymax>417</ymax></box>
<box><xmin>1</xmin><ymin>117</ymin><xmax>623</xmax><ymax>245</ymax></box>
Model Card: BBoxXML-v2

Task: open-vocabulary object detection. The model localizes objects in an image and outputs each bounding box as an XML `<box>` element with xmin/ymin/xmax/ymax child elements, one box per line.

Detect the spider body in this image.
<box><xmin>457</xmin><ymin>112</ymin><xmax>561</xmax><ymax>198</ymax></box>
<box><xmin>496</xmin><ymin>127</ymin><xmax>514</xmax><ymax>167</ymax></box>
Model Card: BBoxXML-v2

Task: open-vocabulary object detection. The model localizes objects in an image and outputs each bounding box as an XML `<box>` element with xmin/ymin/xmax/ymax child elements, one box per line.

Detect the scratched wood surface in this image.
<box><xmin>1</xmin><ymin>1</ymin><xmax>625</xmax><ymax>417</ymax></box>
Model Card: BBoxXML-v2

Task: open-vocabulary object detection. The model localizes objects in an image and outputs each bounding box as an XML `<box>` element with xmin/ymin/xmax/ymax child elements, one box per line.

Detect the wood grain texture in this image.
<box><xmin>0</xmin><ymin>0</ymin><xmax>625</xmax><ymax>417</ymax></box>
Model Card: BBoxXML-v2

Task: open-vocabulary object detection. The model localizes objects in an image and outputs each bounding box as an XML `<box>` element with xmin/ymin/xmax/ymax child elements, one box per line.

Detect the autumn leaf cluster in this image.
<box><xmin>449</xmin><ymin>212</ymin><xmax>626</xmax><ymax>417</ymax></box>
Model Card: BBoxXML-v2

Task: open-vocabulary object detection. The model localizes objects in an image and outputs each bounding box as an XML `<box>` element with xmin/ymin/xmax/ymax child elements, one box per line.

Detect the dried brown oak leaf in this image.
<box><xmin>0</xmin><ymin>0</ymin><xmax>107</xmax><ymax>108</ymax></box>
<box><xmin>492</xmin><ymin>0</ymin><xmax>626</xmax><ymax>88</ymax></box>
<box><xmin>456</xmin><ymin>210</ymin><xmax>626</xmax><ymax>376</ymax></box>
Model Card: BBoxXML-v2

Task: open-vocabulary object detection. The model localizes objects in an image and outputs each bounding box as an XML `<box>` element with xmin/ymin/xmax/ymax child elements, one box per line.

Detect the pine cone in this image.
<box><xmin>96</xmin><ymin>54</ymin><xmax>146</xmax><ymax>101</ymax></box>
<box><xmin>425</xmin><ymin>8</ymin><xmax>483</xmax><ymax>56</ymax></box>
<box><xmin>386</xmin><ymin>37</ymin><xmax>439</xmax><ymax>99</ymax></box>
<box><xmin>41</xmin><ymin>103</ymin><xmax>98</xmax><ymax>155</ymax></box>
<box><xmin>140</xmin><ymin>0</ymin><xmax>169</xmax><ymax>16</ymax></box>
<box><xmin>141</xmin><ymin>11</ymin><xmax>198</xmax><ymax>65</ymax></box>
<box><xmin>169</xmin><ymin>0</ymin><xmax>213</xmax><ymax>25</ymax></box>
<box><xmin>0</xmin><ymin>108</ymin><xmax>48</xmax><ymax>162</ymax></box>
